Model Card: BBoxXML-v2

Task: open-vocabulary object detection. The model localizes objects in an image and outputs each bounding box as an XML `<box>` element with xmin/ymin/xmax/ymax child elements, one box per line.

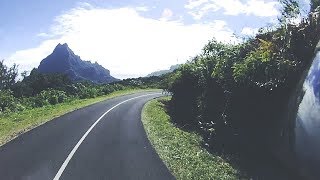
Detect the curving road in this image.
<box><xmin>0</xmin><ymin>91</ymin><xmax>175</xmax><ymax>180</ymax></box>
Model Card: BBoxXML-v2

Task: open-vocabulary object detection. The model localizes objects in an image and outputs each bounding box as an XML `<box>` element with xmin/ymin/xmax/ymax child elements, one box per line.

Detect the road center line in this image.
<box><xmin>53</xmin><ymin>93</ymin><xmax>160</xmax><ymax>180</ymax></box>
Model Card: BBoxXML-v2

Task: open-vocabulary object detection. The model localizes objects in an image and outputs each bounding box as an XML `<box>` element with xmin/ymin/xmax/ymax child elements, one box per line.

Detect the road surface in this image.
<box><xmin>0</xmin><ymin>91</ymin><xmax>174</xmax><ymax>180</ymax></box>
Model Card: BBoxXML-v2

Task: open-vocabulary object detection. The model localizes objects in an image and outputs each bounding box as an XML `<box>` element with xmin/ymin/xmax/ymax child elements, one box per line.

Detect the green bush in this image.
<box><xmin>32</xmin><ymin>95</ymin><xmax>49</xmax><ymax>107</ymax></box>
<box><xmin>99</xmin><ymin>85</ymin><xmax>115</xmax><ymax>95</ymax></box>
<box><xmin>24</xmin><ymin>89</ymin><xmax>68</xmax><ymax>107</ymax></box>
<box><xmin>42</xmin><ymin>89</ymin><xmax>67</xmax><ymax>105</ymax></box>
<box><xmin>78</xmin><ymin>87</ymin><xmax>98</xmax><ymax>99</ymax></box>
<box><xmin>0</xmin><ymin>90</ymin><xmax>22</xmax><ymax>113</ymax></box>
<box><xmin>232</xmin><ymin>39</ymin><xmax>297</xmax><ymax>89</ymax></box>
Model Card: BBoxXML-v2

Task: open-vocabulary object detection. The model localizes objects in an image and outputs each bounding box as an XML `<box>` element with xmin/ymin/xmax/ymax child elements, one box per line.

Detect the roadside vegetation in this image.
<box><xmin>159</xmin><ymin>0</ymin><xmax>320</xmax><ymax>178</ymax></box>
<box><xmin>142</xmin><ymin>97</ymin><xmax>241</xmax><ymax>180</ymax></box>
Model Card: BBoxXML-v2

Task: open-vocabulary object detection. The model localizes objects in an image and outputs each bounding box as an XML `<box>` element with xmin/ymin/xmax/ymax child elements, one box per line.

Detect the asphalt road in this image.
<box><xmin>0</xmin><ymin>91</ymin><xmax>175</xmax><ymax>180</ymax></box>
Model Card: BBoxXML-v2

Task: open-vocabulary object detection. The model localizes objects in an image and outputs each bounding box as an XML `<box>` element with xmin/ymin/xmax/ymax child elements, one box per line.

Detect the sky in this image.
<box><xmin>0</xmin><ymin>0</ymin><xmax>310</xmax><ymax>79</ymax></box>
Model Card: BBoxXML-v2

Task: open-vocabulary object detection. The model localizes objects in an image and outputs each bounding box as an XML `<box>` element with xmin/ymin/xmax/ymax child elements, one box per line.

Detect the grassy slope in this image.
<box><xmin>142</xmin><ymin>97</ymin><xmax>239</xmax><ymax>180</ymax></box>
<box><xmin>0</xmin><ymin>89</ymin><xmax>157</xmax><ymax>146</ymax></box>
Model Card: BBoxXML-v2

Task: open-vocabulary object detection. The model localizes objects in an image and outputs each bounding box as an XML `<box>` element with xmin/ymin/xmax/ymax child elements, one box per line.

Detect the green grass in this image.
<box><xmin>142</xmin><ymin>97</ymin><xmax>240</xmax><ymax>180</ymax></box>
<box><xmin>0</xmin><ymin>88</ymin><xmax>158</xmax><ymax>146</ymax></box>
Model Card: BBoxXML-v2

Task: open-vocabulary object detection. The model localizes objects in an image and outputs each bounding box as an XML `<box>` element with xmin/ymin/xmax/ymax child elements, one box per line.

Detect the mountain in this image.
<box><xmin>38</xmin><ymin>43</ymin><xmax>118</xmax><ymax>84</ymax></box>
<box><xmin>146</xmin><ymin>64</ymin><xmax>181</xmax><ymax>77</ymax></box>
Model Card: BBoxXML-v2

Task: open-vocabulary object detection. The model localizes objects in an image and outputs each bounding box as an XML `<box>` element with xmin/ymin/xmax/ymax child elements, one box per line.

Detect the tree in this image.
<box><xmin>21</xmin><ymin>70</ymin><xmax>29</xmax><ymax>79</ymax></box>
<box><xmin>278</xmin><ymin>0</ymin><xmax>301</xmax><ymax>24</ymax></box>
<box><xmin>310</xmin><ymin>0</ymin><xmax>320</xmax><ymax>12</ymax></box>
<box><xmin>0</xmin><ymin>60</ymin><xmax>18</xmax><ymax>90</ymax></box>
<box><xmin>17</xmin><ymin>68</ymin><xmax>72</xmax><ymax>96</ymax></box>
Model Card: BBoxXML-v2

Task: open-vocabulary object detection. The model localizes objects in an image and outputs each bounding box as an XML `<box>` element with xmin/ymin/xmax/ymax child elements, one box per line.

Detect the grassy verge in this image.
<box><xmin>0</xmin><ymin>88</ymin><xmax>158</xmax><ymax>146</ymax></box>
<box><xmin>142</xmin><ymin>97</ymin><xmax>240</xmax><ymax>180</ymax></box>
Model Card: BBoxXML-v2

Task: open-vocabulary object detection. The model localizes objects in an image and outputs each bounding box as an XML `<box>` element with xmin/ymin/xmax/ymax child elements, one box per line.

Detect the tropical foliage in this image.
<box><xmin>165</xmin><ymin>0</ymin><xmax>320</xmax><ymax>157</ymax></box>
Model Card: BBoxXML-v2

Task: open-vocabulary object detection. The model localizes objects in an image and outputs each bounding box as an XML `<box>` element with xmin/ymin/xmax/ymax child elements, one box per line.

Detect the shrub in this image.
<box><xmin>98</xmin><ymin>85</ymin><xmax>115</xmax><ymax>95</ymax></box>
<box><xmin>232</xmin><ymin>39</ymin><xmax>297</xmax><ymax>89</ymax></box>
<box><xmin>25</xmin><ymin>89</ymin><xmax>68</xmax><ymax>107</ymax></box>
<box><xmin>0</xmin><ymin>90</ymin><xmax>21</xmax><ymax>113</ymax></box>
<box><xmin>78</xmin><ymin>87</ymin><xmax>98</xmax><ymax>99</ymax></box>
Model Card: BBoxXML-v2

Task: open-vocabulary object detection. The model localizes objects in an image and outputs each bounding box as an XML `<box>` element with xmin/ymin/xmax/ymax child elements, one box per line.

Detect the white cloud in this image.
<box><xmin>185</xmin><ymin>0</ymin><xmax>209</xmax><ymax>9</ymax></box>
<box><xmin>135</xmin><ymin>6</ymin><xmax>150</xmax><ymax>12</ymax></box>
<box><xmin>8</xmin><ymin>40</ymin><xmax>60</xmax><ymax>72</ymax></box>
<box><xmin>36</xmin><ymin>32</ymin><xmax>51</xmax><ymax>38</ymax></box>
<box><xmin>241</xmin><ymin>27</ymin><xmax>259</xmax><ymax>36</ymax></box>
<box><xmin>244</xmin><ymin>0</ymin><xmax>279</xmax><ymax>17</ymax></box>
<box><xmin>186</xmin><ymin>0</ymin><xmax>279</xmax><ymax>20</ymax></box>
<box><xmin>188</xmin><ymin>3</ymin><xmax>219</xmax><ymax>20</ymax></box>
<box><xmin>8</xmin><ymin>5</ymin><xmax>238</xmax><ymax>79</ymax></box>
<box><xmin>160</xmin><ymin>8</ymin><xmax>174</xmax><ymax>21</ymax></box>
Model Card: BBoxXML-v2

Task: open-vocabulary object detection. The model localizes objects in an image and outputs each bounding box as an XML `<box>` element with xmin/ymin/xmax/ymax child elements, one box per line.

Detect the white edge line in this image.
<box><xmin>53</xmin><ymin>93</ymin><xmax>160</xmax><ymax>180</ymax></box>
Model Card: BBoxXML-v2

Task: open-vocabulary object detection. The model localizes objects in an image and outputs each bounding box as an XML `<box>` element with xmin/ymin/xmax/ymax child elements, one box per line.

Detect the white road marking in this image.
<box><xmin>53</xmin><ymin>93</ymin><xmax>160</xmax><ymax>180</ymax></box>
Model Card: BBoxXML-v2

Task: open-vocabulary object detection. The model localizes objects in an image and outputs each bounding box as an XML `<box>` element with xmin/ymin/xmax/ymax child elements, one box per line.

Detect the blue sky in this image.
<box><xmin>0</xmin><ymin>0</ymin><xmax>309</xmax><ymax>79</ymax></box>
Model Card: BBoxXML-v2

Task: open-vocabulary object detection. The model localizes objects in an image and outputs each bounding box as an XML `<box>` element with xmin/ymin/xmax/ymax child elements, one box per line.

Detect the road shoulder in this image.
<box><xmin>141</xmin><ymin>97</ymin><xmax>239</xmax><ymax>180</ymax></box>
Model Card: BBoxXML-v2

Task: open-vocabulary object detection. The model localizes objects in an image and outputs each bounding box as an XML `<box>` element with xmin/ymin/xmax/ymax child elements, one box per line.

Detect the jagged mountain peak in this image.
<box><xmin>52</xmin><ymin>43</ymin><xmax>74</xmax><ymax>57</ymax></box>
<box><xmin>38</xmin><ymin>43</ymin><xmax>119</xmax><ymax>84</ymax></box>
<box><xmin>54</xmin><ymin>43</ymin><xmax>70</xmax><ymax>50</ymax></box>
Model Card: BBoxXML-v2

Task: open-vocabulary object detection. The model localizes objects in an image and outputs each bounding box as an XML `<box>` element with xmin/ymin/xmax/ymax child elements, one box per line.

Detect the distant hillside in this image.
<box><xmin>146</xmin><ymin>64</ymin><xmax>181</xmax><ymax>77</ymax></box>
<box><xmin>38</xmin><ymin>43</ymin><xmax>118</xmax><ymax>84</ymax></box>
